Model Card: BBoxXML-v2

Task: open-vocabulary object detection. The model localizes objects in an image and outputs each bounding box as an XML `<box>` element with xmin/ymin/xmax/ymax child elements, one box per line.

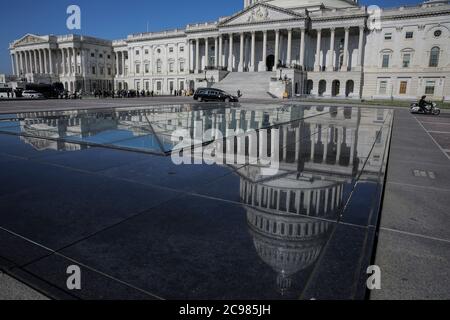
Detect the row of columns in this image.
<box><xmin>115</xmin><ymin>51</ymin><xmax>128</xmax><ymax>77</ymax></box>
<box><xmin>189</xmin><ymin>28</ymin><xmax>307</xmax><ymax>73</ymax></box>
<box><xmin>242</xmin><ymin>180</ymin><xmax>344</xmax><ymax>217</ymax></box>
<box><xmin>11</xmin><ymin>49</ymin><xmax>53</xmax><ymax>76</ymax></box>
<box><xmin>11</xmin><ymin>48</ymin><xmax>85</xmax><ymax>77</ymax></box>
<box><xmin>314</xmin><ymin>26</ymin><xmax>365</xmax><ymax>72</ymax></box>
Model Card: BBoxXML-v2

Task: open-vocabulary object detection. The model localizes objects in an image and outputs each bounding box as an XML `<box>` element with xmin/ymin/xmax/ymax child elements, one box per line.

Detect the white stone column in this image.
<box><xmin>287</xmin><ymin>28</ymin><xmax>292</xmax><ymax>67</ymax></box>
<box><xmin>214</xmin><ymin>37</ymin><xmax>218</xmax><ymax>68</ymax></box>
<box><xmin>323</xmin><ymin>126</ymin><xmax>329</xmax><ymax>162</ymax></box>
<box><xmin>195</xmin><ymin>39</ymin><xmax>200</xmax><ymax>73</ymax></box>
<box><xmin>81</xmin><ymin>49</ymin><xmax>86</xmax><ymax>77</ymax></box>
<box><xmin>33</xmin><ymin>50</ymin><xmax>38</xmax><ymax>73</ymax></box>
<box><xmin>17</xmin><ymin>52</ymin><xmax>22</xmax><ymax>75</ymax></box>
<box><xmin>336</xmin><ymin>127</ymin><xmax>343</xmax><ymax>164</ymax></box>
<box><xmin>300</xmin><ymin>28</ymin><xmax>306</xmax><ymax>69</ymax></box>
<box><xmin>49</xmin><ymin>49</ymin><xmax>53</xmax><ymax>75</ymax></box>
<box><xmin>261</xmin><ymin>30</ymin><xmax>267</xmax><ymax>72</ymax></box>
<box><xmin>205</xmin><ymin>37</ymin><xmax>209</xmax><ymax>68</ymax></box>
<box><xmin>187</xmin><ymin>40</ymin><xmax>192</xmax><ymax>73</ymax></box>
<box><xmin>23</xmin><ymin>51</ymin><xmax>28</xmax><ymax>74</ymax></box>
<box><xmin>20</xmin><ymin>51</ymin><xmax>24</xmax><ymax>74</ymax></box>
<box><xmin>228</xmin><ymin>33</ymin><xmax>234</xmax><ymax>72</ymax></box>
<box><xmin>239</xmin><ymin>32</ymin><xmax>245</xmax><ymax>72</ymax></box>
<box><xmin>341</xmin><ymin>27</ymin><xmax>350</xmax><ymax>71</ymax></box>
<box><xmin>274</xmin><ymin>30</ymin><xmax>280</xmax><ymax>70</ymax></box>
<box><xmin>61</xmin><ymin>49</ymin><xmax>65</xmax><ymax>75</ymax></box>
<box><xmin>314</xmin><ymin>29</ymin><xmax>322</xmax><ymax>72</ymax></box>
<box><xmin>122</xmin><ymin>51</ymin><xmax>126</xmax><ymax>76</ymax></box>
<box><xmin>218</xmin><ymin>35</ymin><xmax>223</xmax><ymax>68</ymax></box>
<box><xmin>115</xmin><ymin>52</ymin><xmax>119</xmax><ymax>77</ymax></box>
<box><xmin>327</xmin><ymin>28</ymin><xmax>336</xmax><ymax>71</ymax></box>
<box><xmin>15</xmin><ymin>53</ymin><xmax>20</xmax><ymax>76</ymax></box>
<box><xmin>69</xmin><ymin>48</ymin><xmax>74</xmax><ymax>76</ymax></box>
<box><xmin>11</xmin><ymin>54</ymin><xmax>16</xmax><ymax>75</ymax></box>
<box><xmin>357</xmin><ymin>26</ymin><xmax>364</xmax><ymax>69</ymax></box>
<box><xmin>250</xmin><ymin>31</ymin><xmax>256</xmax><ymax>72</ymax></box>
<box><xmin>38</xmin><ymin>50</ymin><xmax>43</xmax><ymax>74</ymax></box>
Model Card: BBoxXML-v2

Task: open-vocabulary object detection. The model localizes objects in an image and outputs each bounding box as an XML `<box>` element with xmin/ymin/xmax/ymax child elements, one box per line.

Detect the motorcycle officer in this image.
<box><xmin>418</xmin><ymin>95</ymin><xmax>432</xmax><ymax>114</ymax></box>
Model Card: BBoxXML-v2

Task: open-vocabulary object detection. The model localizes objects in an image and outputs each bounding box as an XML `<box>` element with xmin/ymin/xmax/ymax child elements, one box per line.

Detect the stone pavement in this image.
<box><xmin>0</xmin><ymin>271</ymin><xmax>48</xmax><ymax>300</ymax></box>
<box><xmin>371</xmin><ymin>109</ymin><xmax>450</xmax><ymax>300</ymax></box>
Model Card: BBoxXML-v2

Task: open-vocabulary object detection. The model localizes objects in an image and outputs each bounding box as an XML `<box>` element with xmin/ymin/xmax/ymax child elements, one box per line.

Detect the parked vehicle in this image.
<box><xmin>410</xmin><ymin>102</ymin><xmax>441</xmax><ymax>116</ymax></box>
<box><xmin>22</xmin><ymin>90</ymin><xmax>45</xmax><ymax>99</ymax></box>
<box><xmin>0</xmin><ymin>87</ymin><xmax>13</xmax><ymax>98</ymax></box>
<box><xmin>193</xmin><ymin>88</ymin><xmax>239</xmax><ymax>103</ymax></box>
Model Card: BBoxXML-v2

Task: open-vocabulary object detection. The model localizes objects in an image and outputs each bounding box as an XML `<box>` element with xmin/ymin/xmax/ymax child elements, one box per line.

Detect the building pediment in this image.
<box><xmin>219</xmin><ymin>3</ymin><xmax>305</xmax><ymax>27</ymax></box>
<box><xmin>12</xmin><ymin>34</ymin><xmax>48</xmax><ymax>47</ymax></box>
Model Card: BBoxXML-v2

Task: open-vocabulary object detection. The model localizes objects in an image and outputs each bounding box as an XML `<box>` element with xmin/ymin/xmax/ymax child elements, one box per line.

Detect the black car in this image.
<box><xmin>193</xmin><ymin>88</ymin><xmax>239</xmax><ymax>103</ymax></box>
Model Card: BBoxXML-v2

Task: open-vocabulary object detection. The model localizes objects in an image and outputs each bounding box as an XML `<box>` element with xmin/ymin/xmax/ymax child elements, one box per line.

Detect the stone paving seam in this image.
<box><xmin>387</xmin><ymin>181</ymin><xmax>450</xmax><ymax>193</ymax></box>
<box><xmin>379</xmin><ymin>227</ymin><xmax>450</xmax><ymax>244</ymax></box>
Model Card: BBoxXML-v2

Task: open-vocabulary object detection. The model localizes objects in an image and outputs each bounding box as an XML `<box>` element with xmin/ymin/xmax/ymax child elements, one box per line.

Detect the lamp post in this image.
<box><xmin>279</xmin><ymin>68</ymin><xmax>283</xmax><ymax>81</ymax></box>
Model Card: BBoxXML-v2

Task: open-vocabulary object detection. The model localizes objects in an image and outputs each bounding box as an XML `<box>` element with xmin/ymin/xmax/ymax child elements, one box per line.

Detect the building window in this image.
<box><xmin>145</xmin><ymin>81</ymin><xmax>149</xmax><ymax>91</ymax></box>
<box><xmin>135</xmin><ymin>64</ymin><xmax>140</xmax><ymax>74</ymax></box>
<box><xmin>399</xmin><ymin>81</ymin><xmax>408</xmax><ymax>95</ymax></box>
<box><xmin>384</xmin><ymin>33</ymin><xmax>392</xmax><ymax>40</ymax></box>
<box><xmin>135</xmin><ymin>50</ymin><xmax>140</xmax><ymax>55</ymax></box>
<box><xmin>169</xmin><ymin>62</ymin><xmax>174</xmax><ymax>73</ymax></box>
<box><xmin>429</xmin><ymin>47</ymin><xmax>440</xmax><ymax>67</ymax></box>
<box><xmin>157</xmin><ymin>81</ymin><xmax>162</xmax><ymax>91</ymax></box>
<box><xmin>425</xmin><ymin>81</ymin><xmax>436</xmax><ymax>95</ymax></box>
<box><xmin>157</xmin><ymin>48</ymin><xmax>161</xmax><ymax>54</ymax></box>
<box><xmin>180</xmin><ymin>47</ymin><xmax>184</xmax><ymax>52</ymax></box>
<box><xmin>91</xmin><ymin>53</ymin><xmax>95</xmax><ymax>58</ymax></box>
<box><xmin>108</xmin><ymin>68</ymin><xmax>111</xmax><ymax>76</ymax></box>
<box><xmin>402</xmin><ymin>53</ymin><xmax>411</xmax><ymax>68</ymax></box>
<box><xmin>100</xmin><ymin>67</ymin><xmax>104</xmax><ymax>75</ymax></box>
<box><xmin>405</xmin><ymin>32</ymin><xmax>414</xmax><ymax>39</ymax></box>
<box><xmin>156</xmin><ymin>60</ymin><xmax>162</xmax><ymax>74</ymax></box>
<box><xmin>379</xmin><ymin>81</ymin><xmax>388</xmax><ymax>94</ymax></box>
<box><xmin>382</xmin><ymin>54</ymin><xmax>390</xmax><ymax>68</ymax></box>
<box><xmin>145</xmin><ymin>64</ymin><xmax>149</xmax><ymax>74</ymax></box>
<box><xmin>136</xmin><ymin>81</ymin><xmax>140</xmax><ymax>91</ymax></box>
<box><xmin>77</xmin><ymin>66</ymin><xmax>81</xmax><ymax>74</ymax></box>
<box><xmin>169</xmin><ymin>47</ymin><xmax>174</xmax><ymax>53</ymax></box>
<box><xmin>180</xmin><ymin>61</ymin><xmax>185</xmax><ymax>72</ymax></box>
<box><xmin>99</xmin><ymin>54</ymin><xmax>103</xmax><ymax>58</ymax></box>
<box><xmin>92</xmin><ymin>66</ymin><xmax>96</xmax><ymax>74</ymax></box>
<box><xmin>145</xmin><ymin>49</ymin><xmax>149</xmax><ymax>55</ymax></box>
<box><xmin>434</xmin><ymin>30</ymin><xmax>442</xmax><ymax>38</ymax></box>
<box><xmin>107</xmin><ymin>55</ymin><xmax>111</xmax><ymax>59</ymax></box>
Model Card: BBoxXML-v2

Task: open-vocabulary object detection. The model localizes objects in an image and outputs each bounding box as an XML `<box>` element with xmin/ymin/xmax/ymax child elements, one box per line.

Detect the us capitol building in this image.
<box><xmin>8</xmin><ymin>0</ymin><xmax>450</xmax><ymax>100</ymax></box>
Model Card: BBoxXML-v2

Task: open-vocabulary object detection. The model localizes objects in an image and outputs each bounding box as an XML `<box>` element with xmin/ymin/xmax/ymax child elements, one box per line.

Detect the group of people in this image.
<box><xmin>91</xmin><ymin>89</ymin><xmax>194</xmax><ymax>99</ymax></box>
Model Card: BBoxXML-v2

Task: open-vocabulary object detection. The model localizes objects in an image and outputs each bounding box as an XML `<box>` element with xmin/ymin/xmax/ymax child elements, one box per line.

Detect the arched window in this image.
<box><xmin>429</xmin><ymin>47</ymin><xmax>440</xmax><ymax>67</ymax></box>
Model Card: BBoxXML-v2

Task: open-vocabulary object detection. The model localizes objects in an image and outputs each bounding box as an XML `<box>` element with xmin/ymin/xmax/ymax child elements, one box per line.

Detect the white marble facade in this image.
<box><xmin>8</xmin><ymin>0</ymin><xmax>450</xmax><ymax>100</ymax></box>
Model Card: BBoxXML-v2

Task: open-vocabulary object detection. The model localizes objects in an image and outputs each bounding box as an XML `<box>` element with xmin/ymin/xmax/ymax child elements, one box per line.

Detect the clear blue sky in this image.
<box><xmin>0</xmin><ymin>0</ymin><xmax>423</xmax><ymax>74</ymax></box>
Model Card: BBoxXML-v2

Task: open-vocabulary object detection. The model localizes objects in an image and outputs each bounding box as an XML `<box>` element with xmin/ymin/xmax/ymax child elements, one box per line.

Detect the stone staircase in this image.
<box><xmin>213</xmin><ymin>71</ymin><xmax>276</xmax><ymax>99</ymax></box>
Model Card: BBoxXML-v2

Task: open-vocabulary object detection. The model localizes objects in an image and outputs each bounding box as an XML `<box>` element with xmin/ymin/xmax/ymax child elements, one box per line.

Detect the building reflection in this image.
<box><xmin>13</xmin><ymin>104</ymin><xmax>390</xmax><ymax>297</ymax></box>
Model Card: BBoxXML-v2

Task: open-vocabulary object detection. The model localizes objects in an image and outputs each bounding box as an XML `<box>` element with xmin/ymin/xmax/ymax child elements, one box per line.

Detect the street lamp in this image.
<box><xmin>279</xmin><ymin>68</ymin><xmax>283</xmax><ymax>81</ymax></box>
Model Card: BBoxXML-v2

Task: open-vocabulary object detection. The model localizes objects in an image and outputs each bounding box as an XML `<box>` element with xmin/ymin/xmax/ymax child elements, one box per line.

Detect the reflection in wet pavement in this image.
<box><xmin>0</xmin><ymin>103</ymin><xmax>393</xmax><ymax>300</ymax></box>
